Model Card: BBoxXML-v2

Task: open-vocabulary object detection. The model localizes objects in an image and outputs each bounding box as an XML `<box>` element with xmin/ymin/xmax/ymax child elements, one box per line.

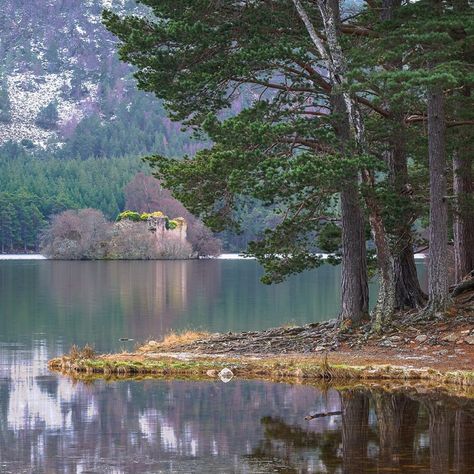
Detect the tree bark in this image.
<box><xmin>340</xmin><ymin>183</ymin><xmax>369</xmax><ymax>323</ymax></box>
<box><xmin>453</xmin><ymin>147</ymin><xmax>474</xmax><ymax>283</ymax></box>
<box><xmin>333</xmin><ymin>94</ymin><xmax>369</xmax><ymax>324</ymax></box>
<box><xmin>360</xmin><ymin>170</ymin><xmax>396</xmax><ymax>329</ymax></box>
<box><xmin>427</xmin><ymin>86</ymin><xmax>450</xmax><ymax>312</ymax></box>
<box><xmin>387</xmin><ymin>126</ymin><xmax>427</xmax><ymax>308</ymax></box>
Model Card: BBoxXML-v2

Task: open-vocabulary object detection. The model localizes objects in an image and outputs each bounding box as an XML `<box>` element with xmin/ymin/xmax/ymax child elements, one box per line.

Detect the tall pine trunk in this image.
<box><xmin>427</xmin><ymin>86</ymin><xmax>449</xmax><ymax>312</ymax></box>
<box><xmin>380</xmin><ymin>0</ymin><xmax>426</xmax><ymax>309</ymax></box>
<box><xmin>361</xmin><ymin>169</ymin><xmax>396</xmax><ymax>330</ymax></box>
<box><xmin>318</xmin><ymin>0</ymin><xmax>395</xmax><ymax>329</ymax></box>
<box><xmin>340</xmin><ymin>181</ymin><xmax>369</xmax><ymax>324</ymax></box>
<box><xmin>451</xmin><ymin>0</ymin><xmax>474</xmax><ymax>284</ymax></box>
<box><xmin>388</xmin><ymin>121</ymin><xmax>426</xmax><ymax>308</ymax></box>
<box><xmin>452</xmin><ymin>139</ymin><xmax>474</xmax><ymax>283</ymax></box>
<box><xmin>293</xmin><ymin>0</ymin><xmax>396</xmax><ymax>327</ymax></box>
<box><xmin>334</xmin><ymin>95</ymin><xmax>369</xmax><ymax>324</ymax></box>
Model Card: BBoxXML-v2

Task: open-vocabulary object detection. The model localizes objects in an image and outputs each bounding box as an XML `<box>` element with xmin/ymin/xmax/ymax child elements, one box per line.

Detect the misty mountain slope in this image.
<box><xmin>0</xmin><ymin>0</ymin><xmax>201</xmax><ymax>157</ymax></box>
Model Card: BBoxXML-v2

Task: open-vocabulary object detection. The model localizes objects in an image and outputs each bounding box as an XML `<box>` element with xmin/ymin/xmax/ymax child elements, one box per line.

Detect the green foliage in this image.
<box><xmin>0</xmin><ymin>191</ymin><xmax>45</xmax><ymax>252</ymax></box>
<box><xmin>35</xmin><ymin>101</ymin><xmax>59</xmax><ymax>130</ymax></box>
<box><xmin>0</xmin><ymin>142</ymin><xmax>146</xmax><ymax>251</ymax></box>
<box><xmin>116</xmin><ymin>210</ymin><xmax>141</xmax><ymax>222</ymax></box>
<box><xmin>166</xmin><ymin>219</ymin><xmax>178</xmax><ymax>230</ymax></box>
<box><xmin>140</xmin><ymin>211</ymin><xmax>164</xmax><ymax>220</ymax></box>
<box><xmin>317</xmin><ymin>222</ymin><xmax>342</xmax><ymax>254</ymax></box>
<box><xmin>117</xmin><ymin>210</ymin><xmax>172</xmax><ymax>222</ymax></box>
<box><xmin>0</xmin><ymin>78</ymin><xmax>11</xmax><ymax>123</ymax></box>
<box><xmin>55</xmin><ymin>95</ymin><xmax>199</xmax><ymax>160</ymax></box>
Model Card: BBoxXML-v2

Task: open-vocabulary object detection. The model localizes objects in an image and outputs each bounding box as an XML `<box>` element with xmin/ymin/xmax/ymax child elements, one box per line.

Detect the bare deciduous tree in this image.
<box><xmin>41</xmin><ymin>208</ymin><xmax>111</xmax><ymax>259</ymax></box>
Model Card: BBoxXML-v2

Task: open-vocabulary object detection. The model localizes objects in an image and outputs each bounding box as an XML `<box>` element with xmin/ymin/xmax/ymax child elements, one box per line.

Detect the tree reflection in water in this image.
<box><xmin>247</xmin><ymin>388</ymin><xmax>474</xmax><ymax>473</ymax></box>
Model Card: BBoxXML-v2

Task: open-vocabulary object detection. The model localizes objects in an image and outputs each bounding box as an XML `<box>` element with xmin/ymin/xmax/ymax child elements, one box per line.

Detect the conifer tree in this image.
<box><xmin>355</xmin><ymin>0</ymin><xmax>474</xmax><ymax>312</ymax></box>
<box><xmin>103</xmin><ymin>0</ymin><xmax>473</xmax><ymax>325</ymax></box>
<box><xmin>35</xmin><ymin>101</ymin><xmax>59</xmax><ymax>130</ymax></box>
<box><xmin>0</xmin><ymin>78</ymin><xmax>11</xmax><ymax>123</ymax></box>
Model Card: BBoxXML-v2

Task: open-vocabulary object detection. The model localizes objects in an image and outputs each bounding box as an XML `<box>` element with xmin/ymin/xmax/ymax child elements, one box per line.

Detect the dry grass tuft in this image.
<box><xmin>67</xmin><ymin>344</ymin><xmax>95</xmax><ymax>360</ymax></box>
<box><xmin>139</xmin><ymin>330</ymin><xmax>212</xmax><ymax>352</ymax></box>
<box><xmin>161</xmin><ymin>330</ymin><xmax>211</xmax><ymax>347</ymax></box>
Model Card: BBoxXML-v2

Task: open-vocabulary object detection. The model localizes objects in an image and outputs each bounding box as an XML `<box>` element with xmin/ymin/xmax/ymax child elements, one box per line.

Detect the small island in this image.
<box><xmin>40</xmin><ymin>208</ymin><xmax>199</xmax><ymax>260</ymax></box>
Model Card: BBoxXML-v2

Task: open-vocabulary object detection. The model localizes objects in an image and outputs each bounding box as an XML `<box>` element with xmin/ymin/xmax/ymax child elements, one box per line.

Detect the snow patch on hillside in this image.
<box><xmin>0</xmin><ymin>0</ymin><xmax>142</xmax><ymax>148</ymax></box>
<box><xmin>0</xmin><ymin>72</ymin><xmax>84</xmax><ymax>148</ymax></box>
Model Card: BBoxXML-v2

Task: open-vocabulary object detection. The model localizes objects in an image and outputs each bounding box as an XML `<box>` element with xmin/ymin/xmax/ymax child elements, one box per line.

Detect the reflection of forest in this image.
<box><xmin>1</xmin><ymin>374</ymin><xmax>473</xmax><ymax>473</ymax></box>
<box><xmin>248</xmin><ymin>388</ymin><xmax>474</xmax><ymax>473</ymax></box>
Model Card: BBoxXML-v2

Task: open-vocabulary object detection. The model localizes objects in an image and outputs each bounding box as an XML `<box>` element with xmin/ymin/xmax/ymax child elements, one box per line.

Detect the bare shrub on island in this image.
<box><xmin>155</xmin><ymin>237</ymin><xmax>193</xmax><ymax>259</ymax></box>
<box><xmin>187</xmin><ymin>221</ymin><xmax>221</xmax><ymax>257</ymax></box>
<box><xmin>41</xmin><ymin>209</ymin><xmax>111</xmax><ymax>259</ymax></box>
<box><xmin>107</xmin><ymin>221</ymin><xmax>157</xmax><ymax>259</ymax></box>
<box><xmin>42</xmin><ymin>207</ymin><xmax>196</xmax><ymax>260</ymax></box>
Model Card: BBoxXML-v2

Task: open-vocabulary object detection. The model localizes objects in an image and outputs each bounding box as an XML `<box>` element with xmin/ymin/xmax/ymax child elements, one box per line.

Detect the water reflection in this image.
<box><xmin>0</xmin><ymin>260</ymin><xmax>349</xmax><ymax>352</ymax></box>
<box><xmin>1</xmin><ymin>259</ymin><xmax>454</xmax><ymax>473</ymax></box>
<box><xmin>1</xmin><ymin>358</ymin><xmax>473</xmax><ymax>473</ymax></box>
<box><xmin>248</xmin><ymin>387</ymin><xmax>474</xmax><ymax>473</ymax></box>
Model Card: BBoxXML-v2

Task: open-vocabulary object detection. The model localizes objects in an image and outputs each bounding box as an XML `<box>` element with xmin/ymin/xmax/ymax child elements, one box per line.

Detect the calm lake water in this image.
<box><xmin>1</xmin><ymin>259</ymin><xmax>472</xmax><ymax>473</ymax></box>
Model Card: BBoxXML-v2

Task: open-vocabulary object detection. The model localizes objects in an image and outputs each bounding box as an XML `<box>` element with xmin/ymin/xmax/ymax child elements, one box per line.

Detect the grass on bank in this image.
<box><xmin>48</xmin><ymin>347</ymin><xmax>474</xmax><ymax>389</ymax></box>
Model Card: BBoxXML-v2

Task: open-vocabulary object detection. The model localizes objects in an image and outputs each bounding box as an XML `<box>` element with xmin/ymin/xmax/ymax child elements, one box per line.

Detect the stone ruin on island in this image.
<box><xmin>146</xmin><ymin>214</ymin><xmax>187</xmax><ymax>244</ymax></box>
<box><xmin>115</xmin><ymin>211</ymin><xmax>190</xmax><ymax>257</ymax></box>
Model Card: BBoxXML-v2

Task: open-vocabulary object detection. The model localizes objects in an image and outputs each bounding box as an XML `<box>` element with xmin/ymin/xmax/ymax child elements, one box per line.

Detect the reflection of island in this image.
<box><xmin>43</xmin><ymin>260</ymin><xmax>222</xmax><ymax>343</ymax></box>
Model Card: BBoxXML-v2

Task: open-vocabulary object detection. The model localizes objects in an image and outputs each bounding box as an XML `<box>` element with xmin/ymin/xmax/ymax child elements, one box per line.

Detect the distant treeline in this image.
<box><xmin>0</xmin><ymin>142</ymin><xmax>276</xmax><ymax>253</ymax></box>
<box><xmin>0</xmin><ymin>142</ymin><xmax>144</xmax><ymax>252</ymax></box>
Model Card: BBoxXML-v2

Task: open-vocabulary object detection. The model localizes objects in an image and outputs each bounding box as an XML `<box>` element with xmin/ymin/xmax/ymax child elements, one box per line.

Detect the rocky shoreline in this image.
<box><xmin>48</xmin><ymin>317</ymin><xmax>474</xmax><ymax>390</ymax></box>
<box><xmin>48</xmin><ymin>288</ymin><xmax>474</xmax><ymax>388</ymax></box>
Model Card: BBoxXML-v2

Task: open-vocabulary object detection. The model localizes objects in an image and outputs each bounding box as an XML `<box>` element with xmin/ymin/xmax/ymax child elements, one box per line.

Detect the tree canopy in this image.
<box><xmin>104</xmin><ymin>0</ymin><xmax>474</xmax><ymax>326</ymax></box>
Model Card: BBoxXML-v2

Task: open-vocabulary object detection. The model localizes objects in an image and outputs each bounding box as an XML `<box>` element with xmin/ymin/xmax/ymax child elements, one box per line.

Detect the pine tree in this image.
<box><xmin>35</xmin><ymin>101</ymin><xmax>59</xmax><ymax>130</ymax></box>
<box><xmin>0</xmin><ymin>77</ymin><xmax>11</xmax><ymax>123</ymax></box>
<box><xmin>357</xmin><ymin>0</ymin><xmax>474</xmax><ymax>313</ymax></box>
<box><xmin>103</xmin><ymin>0</ymin><xmax>384</xmax><ymax>325</ymax></box>
<box><xmin>0</xmin><ymin>194</ymin><xmax>17</xmax><ymax>253</ymax></box>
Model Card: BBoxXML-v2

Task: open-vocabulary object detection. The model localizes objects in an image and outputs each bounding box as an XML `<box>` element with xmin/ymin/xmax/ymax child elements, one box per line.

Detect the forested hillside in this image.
<box><xmin>0</xmin><ymin>142</ymin><xmax>145</xmax><ymax>251</ymax></box>
<box><xmin>0</xmin><ymin>0</ymin><xmax>204</xmax><ymax>158</ymax></box>
<box><xmin>0</xmin><ymin>0</ymin><xmax>231</xmax><ymax>251</ymax></box>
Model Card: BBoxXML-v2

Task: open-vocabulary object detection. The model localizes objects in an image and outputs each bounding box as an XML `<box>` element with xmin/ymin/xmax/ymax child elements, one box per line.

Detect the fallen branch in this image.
<box><xmin>304</xmin><ymin>410</ymin><xmax>343</xmax><ymax>420</ymax></box>
<box><xmin>452</xmin><ymin>274</ymin><xmax>474</xmax><ymax>297</ymax></box>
